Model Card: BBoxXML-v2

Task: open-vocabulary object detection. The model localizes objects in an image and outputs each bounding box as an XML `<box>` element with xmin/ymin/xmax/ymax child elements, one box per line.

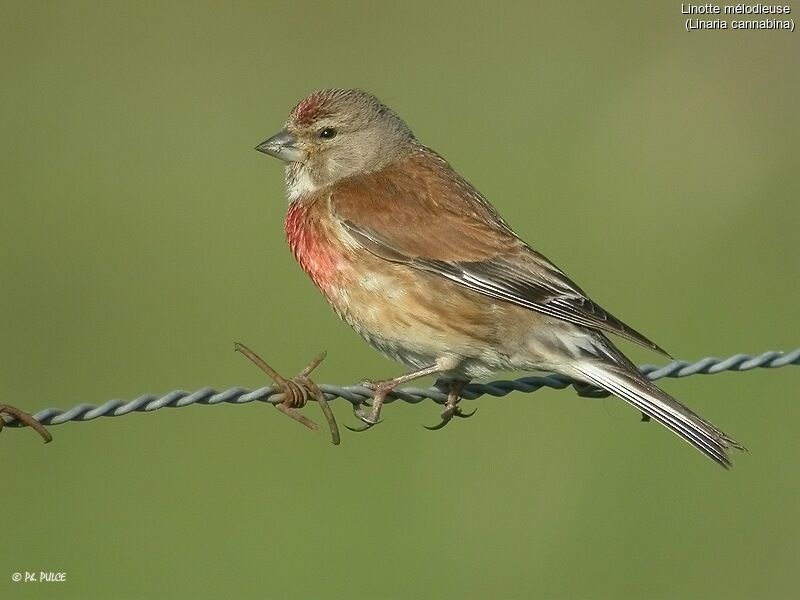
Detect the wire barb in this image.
<box><xmin>234</xmin><ymin>342</ymin><xmax>340</xmax><ymax>445</ymax></box>
<box><xmin>0</xmin><ymin>404</ymin><xmax>52</xmax><ymax>443</ymax></box>
<box><xmin>1</xmin><ymin>348</ymin><xmax>797</xmax><ymax>431</ymax></box>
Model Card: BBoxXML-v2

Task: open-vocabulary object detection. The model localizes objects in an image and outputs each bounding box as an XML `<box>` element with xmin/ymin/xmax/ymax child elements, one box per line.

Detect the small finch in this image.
<box><xmin>255</xmin><ymin>89</ymin><xmax>743</xmax><ymax>467</ymax></box>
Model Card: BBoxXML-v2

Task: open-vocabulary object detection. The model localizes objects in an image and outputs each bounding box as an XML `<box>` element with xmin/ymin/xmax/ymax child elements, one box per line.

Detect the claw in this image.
<box><xmin>424</xmin><ymin>406</ymin><xmax>477</xmax><ymax>431</ymax></box>
<box><xmin>0</xmin><ymin>404</ymin><xmax>52</xmax><ymax>443</ymax></box>
<box><xmin>345</xmin><ymin>404</ymin><xmax>382</xmax><ymax>432</ymax></box>
<box><xmin>454</xmin><ymin>407</ymin><xmax>477</xmax><ymax>419</ymax></box>
<box><xmin>235</xmin><ymin>342</ymin><xmax>339</xmax><ymax>445</ymax></box>
<box><xmin>423</xmin><ymin>420</ymin><xmax>448</xmax><ymax>432</ymax></box>
<box><xmin>345</xmin><ymin>422</ymin><xmax>376</xmax><ymax>432</ymax></box>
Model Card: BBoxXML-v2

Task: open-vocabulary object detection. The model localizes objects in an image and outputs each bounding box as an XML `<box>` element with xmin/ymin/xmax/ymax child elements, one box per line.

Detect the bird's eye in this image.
<box><xmin>318</xmin><ymin>127</ymin><xmax>337</xmax><ymax>139</ymax></box>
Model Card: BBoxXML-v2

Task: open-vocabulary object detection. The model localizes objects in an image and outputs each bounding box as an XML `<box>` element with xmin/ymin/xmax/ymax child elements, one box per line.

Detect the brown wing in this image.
<box><xmin>330</xmin><ymin>151</ymin><xmax>669</xmax><ymax>356</ymax></box>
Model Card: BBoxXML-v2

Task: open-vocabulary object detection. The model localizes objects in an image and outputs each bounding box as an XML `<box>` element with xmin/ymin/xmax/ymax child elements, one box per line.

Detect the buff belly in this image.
<box><xmin>325</xmin><ymin>254</ymin><xmax>555</xmax><ymax>380</ymax></box>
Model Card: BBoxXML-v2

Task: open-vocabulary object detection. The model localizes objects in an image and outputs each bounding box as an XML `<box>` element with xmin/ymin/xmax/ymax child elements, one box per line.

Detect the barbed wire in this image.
<box><xmin>2</xmin><ymin>348</ymin><xmax>797</xmax><ymax>429</ymax></box>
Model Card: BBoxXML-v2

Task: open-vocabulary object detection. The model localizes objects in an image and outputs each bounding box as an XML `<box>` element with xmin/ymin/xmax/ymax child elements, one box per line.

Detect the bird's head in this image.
<box><xmin>256</xmin><ymin>89</ymin><xmax>416</xmax><ymax>199</ymax></box>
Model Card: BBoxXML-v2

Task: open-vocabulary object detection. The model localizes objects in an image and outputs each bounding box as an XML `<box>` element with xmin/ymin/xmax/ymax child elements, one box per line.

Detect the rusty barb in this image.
<box><xmin>0</xmin><ymin>404</ymin><xmax>52</xmax><ymax>444</ymax></box>
<box><xmin>234</xmin><ymin>342</ymin><xmax>340</xmax><ymax>445</ymax></box>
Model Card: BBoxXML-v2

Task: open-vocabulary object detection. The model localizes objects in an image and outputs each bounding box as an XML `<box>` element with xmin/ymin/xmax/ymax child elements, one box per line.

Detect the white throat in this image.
<box><xmin>285</xmin><ymin>164</ymin><xmax>319</xmax><ymax>202</ymax></box>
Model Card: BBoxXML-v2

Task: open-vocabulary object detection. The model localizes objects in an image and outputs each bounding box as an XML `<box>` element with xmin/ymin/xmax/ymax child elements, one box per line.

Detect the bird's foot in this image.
<box><xmin>424</xmin><ymin>380</ymin><xmax>475</xmax><ymax>431</ymax></box>
<box><xmin>234</xmin><ymin>342</ymin><xmax>340</xmax><ymax>445</ymax></box>
<box><xmin>345</xmin><ymin>379</ymin><xmax>391</xmax><ymax>432</ymax></box>
<box><xmin>0</xmin><ymin>404</ymin><xmax>52</xmax><ymax>443</ymax></box>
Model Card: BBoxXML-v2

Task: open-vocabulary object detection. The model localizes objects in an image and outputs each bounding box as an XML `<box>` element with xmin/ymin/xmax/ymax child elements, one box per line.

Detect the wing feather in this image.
<box><xmin>331</xmin><ymin>151</ymin><xmax>669</xmax><ymax>356</ymax></box>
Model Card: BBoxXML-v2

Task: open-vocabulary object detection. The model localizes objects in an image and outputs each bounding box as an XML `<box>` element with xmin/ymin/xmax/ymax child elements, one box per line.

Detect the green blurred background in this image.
<box><xmin>2</xmin><ymin>2</ymin><xmax>798</xmax><ymax>598</ymax></box>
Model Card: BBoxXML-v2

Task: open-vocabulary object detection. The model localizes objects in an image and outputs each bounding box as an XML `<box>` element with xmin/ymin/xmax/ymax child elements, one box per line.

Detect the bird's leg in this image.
<box><xmin>234</xmin><ymin>342</ymin><xmax>340</xmax><ymax>446</ymax></box>
<box><xmin>0</xmin><ymin>404</ymin><xmax>52</xmax><ymax>443</ymax></box>
<box><xmin>424</xmin><ymin>380</ymin><xmax>476</xmax><ymax>431</ymax></box>
<box><xmin>347</xmin><ymin>364</ymin><xmax>442</xmax><ymax>432</ymax></box>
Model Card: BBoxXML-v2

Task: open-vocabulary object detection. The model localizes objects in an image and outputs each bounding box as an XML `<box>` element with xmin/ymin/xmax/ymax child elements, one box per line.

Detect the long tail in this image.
<box><xmin>571</xmin><ymin>345</ymin><xmax>745</xmax><ymax>469</ymax></box>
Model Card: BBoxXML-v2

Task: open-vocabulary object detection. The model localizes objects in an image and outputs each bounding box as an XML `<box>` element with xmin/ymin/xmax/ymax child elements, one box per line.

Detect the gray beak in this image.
<box><xmin>255</xmin><ymin>129</ymin><xmax>305</xmax><ymax>163</ymax></box>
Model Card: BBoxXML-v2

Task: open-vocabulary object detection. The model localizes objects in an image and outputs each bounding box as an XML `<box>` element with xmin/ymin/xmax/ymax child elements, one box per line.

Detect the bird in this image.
<box><xmin>254</xmin><ymin>88</ymin><xmax>744</xmax><ymax>468</ymax></box>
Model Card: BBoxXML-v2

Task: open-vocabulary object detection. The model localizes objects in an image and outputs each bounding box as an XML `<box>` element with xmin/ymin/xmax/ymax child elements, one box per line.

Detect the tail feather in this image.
<box><xmin>573</xmin><ymin>360</ymin><xmax>745</xmax><ymax>469</ymax></box>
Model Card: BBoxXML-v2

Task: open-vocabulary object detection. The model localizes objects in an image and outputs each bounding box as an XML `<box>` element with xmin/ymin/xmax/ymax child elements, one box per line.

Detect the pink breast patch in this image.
<box><xmin>284</xmin><ymin>202</ymin><xmax>343</xmax><ymax>292</ymax></box>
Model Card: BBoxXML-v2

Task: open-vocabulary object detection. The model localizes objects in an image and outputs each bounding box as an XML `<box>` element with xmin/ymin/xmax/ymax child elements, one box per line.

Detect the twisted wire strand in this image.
<box><xmin>4</xmin><ymin>348</ymin><xmax>798</xmax><ymax>428</ymax></box>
